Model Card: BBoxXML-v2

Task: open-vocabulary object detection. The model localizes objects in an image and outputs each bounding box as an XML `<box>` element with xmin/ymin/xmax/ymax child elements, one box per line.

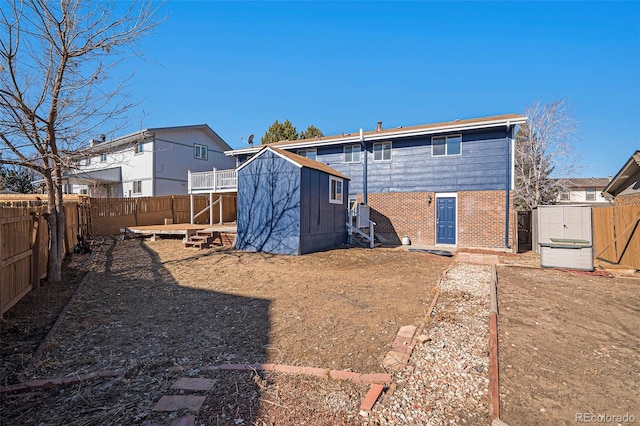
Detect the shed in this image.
<box><xmin>533</xmin><ymin>205</ymin><xmax>593</xmax><ymax>271</ymax></box>
<box><xmin>235</xmin><ymin>146</ymin><xmax>350</xmax><ymax>255</ymax></box>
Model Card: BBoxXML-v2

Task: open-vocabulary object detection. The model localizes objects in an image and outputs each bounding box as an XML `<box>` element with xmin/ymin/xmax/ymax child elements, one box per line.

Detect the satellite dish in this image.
<box><xmin>247</xmin><ymin>134</ymin><xmax>254</xmax><ymax>146</ymax></box>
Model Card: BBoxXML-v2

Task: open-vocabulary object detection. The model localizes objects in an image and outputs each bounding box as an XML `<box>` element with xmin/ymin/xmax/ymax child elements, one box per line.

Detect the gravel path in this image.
<box><xmin>369</xmin><ymin>263</ymin><xmax>492</xmax><ymax>425</ymax></box>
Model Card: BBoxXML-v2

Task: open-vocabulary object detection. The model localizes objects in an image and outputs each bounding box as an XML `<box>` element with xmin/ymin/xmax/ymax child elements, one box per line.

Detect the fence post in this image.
<box><xmin>31</xmin><ymin>213</ymin><xmax>41</xmax><ymax>290</ymax></box>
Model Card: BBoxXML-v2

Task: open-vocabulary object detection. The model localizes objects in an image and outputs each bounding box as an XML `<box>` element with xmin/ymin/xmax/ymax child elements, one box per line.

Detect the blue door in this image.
<box><xmin>436</xmin><ymin>197</ymin><xmax>456</xmax><ymax>244</ymax></box>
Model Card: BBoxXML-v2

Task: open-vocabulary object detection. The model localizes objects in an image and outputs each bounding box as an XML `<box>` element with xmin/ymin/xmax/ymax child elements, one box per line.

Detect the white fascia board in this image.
<box><xmin>235</xmin><ymin>146</ymin><xmax>303</xmax><ymax>173</ymax></box>
<box><xmin>225</xmin><ymin>117</ymin><xmax>528</xmax><ymax>156</ymax></box>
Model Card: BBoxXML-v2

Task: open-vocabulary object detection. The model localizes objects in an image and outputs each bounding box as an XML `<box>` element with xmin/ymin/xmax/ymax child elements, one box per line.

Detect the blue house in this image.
<box><xmin>228</xmin><ymin>114</ymin><xmax>527</xmax><ymax>250</ymax></box>
<box><xmin>235</xmin><ymin>146</ymin><xmax>350</xmax><ymax>255</ymax></box>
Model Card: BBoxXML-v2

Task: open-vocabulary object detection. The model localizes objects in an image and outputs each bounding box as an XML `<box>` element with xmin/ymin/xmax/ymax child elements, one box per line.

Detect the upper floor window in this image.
<box><xmin>194</xmin><ymin>144</ymin><xmax>207</xmax><ymax>160</ymax></box>
<box><xmin>134</xmin><ymin>142</ymin><xmax>144</xmax><ymax>155</ymax></box>
<box><xmin>101</xmin><ymin>153</ymin><xmax>107</xmax><ymax>163</ymax></box>
<box><xmin>586</xmin><ymin>188</ymin><xmax>596</xmax><ymax>201</ymax></box>
<box><xmin>560</xmin><ymin>190</ymin><xmax>571</xmax><ymax>201</ymax></box>
<box><xmin>133</xmin><ymin>180</ymin><xmax>142</xmax><ymax>194</ymax></box>
<box><xmin>329</xmin><ymin>176</ymin><xmax>343</xmax><ymax>204</ymax></box>
<box><xmin>432</xmin><ymin>135</ymin><xmax>462</xmax><ymax>157</ymax></box>
<box><xmin>86</xmin><ymin>157</ymin><xmax>92</xmax><ymax>165</ymax></box>
<box><xmin>344</xmin><ymin>144</ymin><xmax>361</xmax><ymax>163</ymax></box>
<box><xmin>297</xmin><ymin>148</ymin><xmax>317</xmax><ymax>161</ymax></box>
<box><xmin>374</xmin><ymin>142</ymin><xmax>392</xmax><ymax>161</ymax></box>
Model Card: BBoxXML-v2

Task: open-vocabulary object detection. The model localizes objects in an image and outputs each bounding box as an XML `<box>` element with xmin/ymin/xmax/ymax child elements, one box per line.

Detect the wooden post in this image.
<box><xmin>219</xmin><ymin>195</ymin><xmax>223</xmax><ymax>224</ymax></box>
<box><xmin>31</xmin><ymin>213</ymin><xmax>41</xmax><ymax>290</ymax></box>
<box><xmin>190</xmin><ymin>193</ymin><xmax>194</xmax><ymax>225</ymax></box>
<box><xmin>209</xmin><ymin>193</ymin><xmax>214</xmax><ymax>225</ymax></box>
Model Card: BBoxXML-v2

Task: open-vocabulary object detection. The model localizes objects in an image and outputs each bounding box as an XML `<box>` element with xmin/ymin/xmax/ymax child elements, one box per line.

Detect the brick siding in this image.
<box><xmin>356</xmin><ymin>190</ymin><xmax>515</xmax><ymax>249</ymax></box>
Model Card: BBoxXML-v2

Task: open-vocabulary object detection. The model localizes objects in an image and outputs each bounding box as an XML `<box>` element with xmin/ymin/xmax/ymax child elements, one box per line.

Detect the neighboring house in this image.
<box><xmin>226</xmin><ymin>113</ymin><xmax>527</xmax><ymax>250</ymax></box>
<box><xmin>235</xmin><ymin>146</ymin><xmax>349</xmax><ymax>255</ymax></box>
<box><xmin>602</xmin><ymin>150</ymin><xmax>640</xmax><ymax>204</ymax></box>
<box><xmin>555</xmin><ymin>178</ymin><xmax>611</xmax><ymax>205</ymax></box>
<box><xmin>64</xmin><ymin>124</ymin><xmax>235</xmax><ymax>197</ymax></box>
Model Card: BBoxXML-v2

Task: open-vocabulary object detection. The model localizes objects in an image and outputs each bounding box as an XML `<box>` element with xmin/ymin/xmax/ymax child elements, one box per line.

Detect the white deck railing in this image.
<box><xmin>188</xmin><ymin>168</ymin><xmax>237</xmax><ymax>193</ymax></box>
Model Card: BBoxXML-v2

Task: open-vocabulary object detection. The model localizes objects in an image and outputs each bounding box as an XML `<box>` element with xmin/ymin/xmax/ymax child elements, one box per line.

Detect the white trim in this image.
<box><xmin>431</xmin><ymin>134</ymin><xmax>462</xmax><ymax>157</ymax></box>
<box><xmin>435</xmin><ymin>192</ymin><xmax>458</xmax><ymax>246</ymax></box>
<box><xmin>329</xmin><ymin>176</ymin><xmax>344</xmax><ymax>204</ymax></box>
<box><xmin>194</xmin><ymin>143</ymin><xmax>208</xmax><ymax>160</ymax></box>
<box><xmin>235</xmin><ymin>146</ymin><xmax>304</xmax><ymax>173</ymax></box>
<box><xmin>225</xmin><ymin>116</ymin><xmax>528</xmax><ymax>156</ymax></box>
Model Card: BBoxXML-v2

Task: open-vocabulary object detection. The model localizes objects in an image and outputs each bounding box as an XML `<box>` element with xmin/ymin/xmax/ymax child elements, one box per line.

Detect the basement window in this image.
<box><xmin>329</xmin><ymin>176</ymin><xmax>343</xmax><ymax>204</ymax></box>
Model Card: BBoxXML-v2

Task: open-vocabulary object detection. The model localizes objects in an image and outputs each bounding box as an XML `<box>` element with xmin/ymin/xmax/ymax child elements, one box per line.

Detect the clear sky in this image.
<box><xmin>121</xmin><ymin>1</ymin><xmax>640</xmax><ymax>178</ymax></box>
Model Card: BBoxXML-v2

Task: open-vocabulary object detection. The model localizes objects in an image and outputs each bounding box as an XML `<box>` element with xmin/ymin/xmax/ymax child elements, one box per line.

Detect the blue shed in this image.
<box><xmin>236</xmin><ymin>146</ymin><xmax>350</xmax><ymax>255</ymax></box>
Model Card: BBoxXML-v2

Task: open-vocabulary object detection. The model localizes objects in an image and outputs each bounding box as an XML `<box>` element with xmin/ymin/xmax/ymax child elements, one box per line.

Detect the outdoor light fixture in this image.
<box><xmin>427</xmin><ymin>194</ymin><xmax>432</xmax><ymax>203</ymax></box>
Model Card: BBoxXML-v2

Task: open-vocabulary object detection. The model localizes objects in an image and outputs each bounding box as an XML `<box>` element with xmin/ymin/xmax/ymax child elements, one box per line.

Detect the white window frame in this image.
<box><xmin>586</xmin><ymin>187</ymin><xmax>596</xmax><ymax>201</ymax></box>
<box><xmin>432</xmin><ymin>134</ymin><xmax>462</xmax><ymax>157</ymax></box>
<box><xmin>194</xmin><ymin>144</ymin><xmax>208</xmax><ymax>160</ymax></box>
<box><xmin>560</xmin><ymin>190</ymin><xmax>571</xmax><ymax>201</ymax></box>
<box><xmin>134</xmin><ymin>142</ymin><xmax>144</xmax><ymax>155</ymax></box>
<box><xmin>101</xmin><ymin>153</ymin><xmax>107</xmax><ymax>163</ymax></box>
<box><xmin>373</xmin><ymin>141</ymin><xmax>392</xmax><ymax>161</ymax></box>
<box><xmin>132</xmin><ymin>180</ymin><xmax>142</xmax><ymax>194</ymax></box>
<box><xmin>86</xmin><ymin>157</ymin><xmax>92</xmax><ymax>166</ymax></box>
<box><xmin>344</xmin><ymin>144</ymin><xmax>361</xmax><ymax>163</ymax></box>
<box><xmin>329</xmin><ymin>176</ymin><xmax>343</xmax><ymax>204</ymax></box>
<box><xmin>297</xmin><ymin>148</ymin><xmax>317</xmax><ymax>160</ymax></box>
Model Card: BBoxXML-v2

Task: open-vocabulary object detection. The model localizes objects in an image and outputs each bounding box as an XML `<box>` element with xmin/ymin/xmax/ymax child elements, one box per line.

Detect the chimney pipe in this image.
<box><xmin>376</xmin><ymin>121</ymin><xmax>382</xmax><ymax>132</ymax></box>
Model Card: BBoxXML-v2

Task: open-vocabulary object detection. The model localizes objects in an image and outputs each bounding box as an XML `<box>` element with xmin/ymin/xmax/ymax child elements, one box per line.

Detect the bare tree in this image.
<box><xmin>514</xmin><ymin>99</ymin><xmax>581</xmax><ymax>211</ymax></box>
<box><xmin>0</xmin><ymin>0</ymin><xmax>160</xmax><ymax>281</ymax></box>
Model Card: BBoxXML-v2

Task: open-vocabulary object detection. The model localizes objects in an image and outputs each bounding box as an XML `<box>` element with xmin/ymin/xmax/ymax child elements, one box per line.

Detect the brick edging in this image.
<box><xmin>488</xmin><ymin>264</ymin><xmax>500</xmax><ymax>419</ymax></box>
<box><xmin>0</xmin><ymin>369</ymin><xmax>126</xmax><ymax>394</ymax></box>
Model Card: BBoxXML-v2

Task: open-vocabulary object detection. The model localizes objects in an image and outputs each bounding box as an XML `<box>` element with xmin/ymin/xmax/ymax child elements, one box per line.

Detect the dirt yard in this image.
<box><xmin>1</xmin><ymin>236</ymin><xmax>451</xmax><ymax>425</ymax></box>
<box><xmin>497</xmin><ymin>266</ymin><xmax>640</xmax><ymax>425</ymax></box>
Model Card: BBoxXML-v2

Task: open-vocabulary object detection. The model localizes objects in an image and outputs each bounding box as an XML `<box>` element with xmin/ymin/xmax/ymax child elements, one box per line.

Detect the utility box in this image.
<box><xmin>533</xmin><ymin>205</ymin><xmax>594</xmax><ymax>271</ymax></box>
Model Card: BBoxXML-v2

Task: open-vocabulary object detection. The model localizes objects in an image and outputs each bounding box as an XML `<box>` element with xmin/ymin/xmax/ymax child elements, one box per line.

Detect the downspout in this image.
<box><xmin>360</xmin><ymin>128</ymin><xmax>368</xmax><ymax>204</ymax></box>
<box><xmin>505</xmin><ymin>122</ymin><xmax>512</xmax><ymax>249</ymax></box>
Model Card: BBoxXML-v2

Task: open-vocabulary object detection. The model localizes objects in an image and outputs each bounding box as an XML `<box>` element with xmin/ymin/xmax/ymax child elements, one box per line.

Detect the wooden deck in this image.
<box><xmin>122</xmin><ymin>223</ymin><xmax>237</xmax><ymax>240</ymax></box>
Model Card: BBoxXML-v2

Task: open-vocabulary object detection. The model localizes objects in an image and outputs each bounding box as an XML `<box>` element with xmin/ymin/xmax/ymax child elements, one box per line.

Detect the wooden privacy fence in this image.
<box><xmin>593</xmin><ymin>204</ymin><xmax>640</xmax><ymax>270</ymax></box>
<box><xmin>88</xmin><ymin>194</ymin><xmax>237</xmax><ymax>236</ymax></box>
<box><xmin>0</xmin><ymin>203</ymin><xmax>80</xmax><ymax>316</ymax></box>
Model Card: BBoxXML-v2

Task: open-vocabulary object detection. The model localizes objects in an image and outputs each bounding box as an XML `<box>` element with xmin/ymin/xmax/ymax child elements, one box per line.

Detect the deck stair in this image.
<box><xmin>351</xmin><ymin>228</ymin><xmax>382</xmax><ymax>248</ymax></box>
<box><xmin>184</xmin><ymin>230</ymin><xmax>221</xmax><ymax>249</ymax></box>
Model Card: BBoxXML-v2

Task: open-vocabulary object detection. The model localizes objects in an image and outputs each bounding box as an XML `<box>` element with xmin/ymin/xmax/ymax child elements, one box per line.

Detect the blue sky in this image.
<box><xmin>122</xmin><ymin>1</ymin><xmax>640</xmax><ymax>178</ymax></box>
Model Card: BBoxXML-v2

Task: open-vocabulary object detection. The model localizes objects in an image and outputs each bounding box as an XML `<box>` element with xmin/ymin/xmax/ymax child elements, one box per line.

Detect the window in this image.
<box><xmin>134</xmin><ymin>143</ymin><xmax>144</xmax><ymax>154</ymax></box>
<box><xmin>86</xmin><ymin>157</ymin><xmax>91</xmax><ymax>165</ymax></box>
<box><xmin>374</xmin><ymin>142</ymin><xmax>392</xmax><ymax>161</ymax></box>
<box><xmin>432</xmin><ymin>135</ymin><xmax>462</xmax><ymax>156</ymax></box>
<box><xmin>586</xmin><ymin>188</ymin><xmax>596</xmax><ymax>201</ymax></box>
<box><xmin>297</xmin><ymin>148</ymin><xmax>317</xmax><ymax>161</ymax></box>
<box><xmin>329</xmin><ymin>176</ymin><xmax>343</xmax><ymax>204</ymax></box>
<box><xmin>348</xmin><ymin>198</ymin><xmax>358</xmax><ymax>211</ymax></box>
<box><xmin>101</xmin><ymin>153</ymin><xmax>107</xmax><ymax>163</ymax></box>
<box><xmin>194</xmin><ymin>144</ymin><xmax>207</xmax><ymax>160</ymax></box>
<box><xmin>344</xmin><ymin>144</ymin><xmax>361</xmax><ymax>163</ymax></box>
<box><xmin>560</xmin><ymin>190</ymin><xmax>571</xmax><ymax>201</ymax></box>
<box><xmin>133</xmin><ymin>181</ymin><xmax>142</xmax><ymax>194</ymax></box>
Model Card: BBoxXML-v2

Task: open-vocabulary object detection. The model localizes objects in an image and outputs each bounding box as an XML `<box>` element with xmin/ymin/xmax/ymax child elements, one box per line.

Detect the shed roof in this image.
<box><xmin>226</xmin><ymin>113</ymin><xmax>527</xmax><ymax>156</ymax></box>
<box><xmin>237</xmin><ymin>146</ymin><xmax>350</xmax><ymax>180</ymax></box>
<box><xmin>603</xmin><ymin>150</ymin><xmax>640</xmax><ymax>197</ymax></box>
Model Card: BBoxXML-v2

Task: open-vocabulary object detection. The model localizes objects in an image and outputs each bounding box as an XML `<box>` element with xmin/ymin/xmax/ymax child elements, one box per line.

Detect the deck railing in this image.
<box><xmin>188</xmin><ymin>168</ymin><xmax>237</xmax><ymax>193</ymax></box>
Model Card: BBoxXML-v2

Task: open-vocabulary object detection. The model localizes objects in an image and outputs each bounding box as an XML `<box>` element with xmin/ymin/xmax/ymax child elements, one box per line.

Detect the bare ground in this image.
<box><xmin>1</xmin><ymin>236</ymin><xmax>451</xmax><ymax>425</ymax></box>
<box><xmin>497</xmin><ymin>265</ymin><xmax>640</xmax><ymax>425</ymax></box>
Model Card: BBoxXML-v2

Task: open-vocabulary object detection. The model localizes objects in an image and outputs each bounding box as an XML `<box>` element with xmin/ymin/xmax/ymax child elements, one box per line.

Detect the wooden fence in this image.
<box><xmin>87</xmin><ymin>194</ymin><xmax>237</xmax><ymax>236</ymax></box>
<box><xmin>1</xmin><ymin>193</ymin><xmax>237</xmax><ymax>315</ymax></box>
<box><xmin>0</xmin><ymin>203</ymin><xmax>79</xmax><ymax>316</ymax></box>
<box><xmin>593</xmin><ymin>204</ymin><xmax>640</xmax><ymax>270</ymax></box>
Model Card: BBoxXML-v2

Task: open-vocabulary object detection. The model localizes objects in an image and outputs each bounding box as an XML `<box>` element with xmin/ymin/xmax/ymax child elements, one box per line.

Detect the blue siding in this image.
<box><xmin>236</xmin><ymin>149</ymin><xmax>348</xmax><ymax>255</ymax></box>
<box><xmin>236</xmin><ymin>150</ymin><xmax>301</xmax><ymax>255</ymax></box>
<box><xmin>299</xmin><ymin>168</ymin><xmax>348</xmax><ymax>254</ymax></box>
<box><xmin>290</xmin><ymin>128</ymin><xmax>511</xmax><ymax>197</ymax></box>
